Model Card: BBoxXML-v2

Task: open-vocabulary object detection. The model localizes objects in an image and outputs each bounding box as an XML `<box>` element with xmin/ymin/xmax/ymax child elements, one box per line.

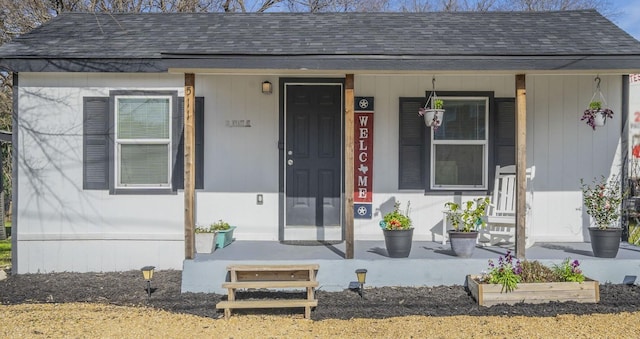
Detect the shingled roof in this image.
<box><xmin>1</xmin><ymin>10</ymin><xmax>640</xmax><ymax>73</ymax></box>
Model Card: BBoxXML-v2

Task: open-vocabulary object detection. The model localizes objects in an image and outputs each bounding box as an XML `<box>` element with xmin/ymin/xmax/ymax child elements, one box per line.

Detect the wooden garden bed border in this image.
<box><xmin>466</xmin><ymin>274</ymin><xmax>600</xmax><ymax>307</ymax></box>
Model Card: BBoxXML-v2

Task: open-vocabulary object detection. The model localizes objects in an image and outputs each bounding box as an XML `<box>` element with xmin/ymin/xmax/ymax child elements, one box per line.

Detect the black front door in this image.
<box><xmin>285</xmin><ymin>84</ymin><xmax>342</xmax><ymax>231</ymax></box>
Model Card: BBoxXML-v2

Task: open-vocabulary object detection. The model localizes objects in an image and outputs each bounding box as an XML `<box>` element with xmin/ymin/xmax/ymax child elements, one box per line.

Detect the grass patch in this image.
<box><xmin>0</xmin><ymin>239</ymin><xmax>10</xmax><ymax>267</ymax></box>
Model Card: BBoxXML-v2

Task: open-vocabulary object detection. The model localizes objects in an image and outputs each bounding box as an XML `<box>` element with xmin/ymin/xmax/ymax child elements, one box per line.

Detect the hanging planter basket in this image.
<box><xmin>418</xmin><ymin>77</ymin><xmax>445</xmax><ymax>129</ymax></box>
<box><xmin>420</xmin><ymin>108</ymin><xmax>445</xmax><ymax>128</ymax></box>
<box><xmin>581</xmin><ymin>76</ymin><xmax>614</xmax><ymax>130</ymax></box>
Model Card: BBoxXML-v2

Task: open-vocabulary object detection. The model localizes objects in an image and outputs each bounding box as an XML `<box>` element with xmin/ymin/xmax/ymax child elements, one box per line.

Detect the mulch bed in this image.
<box><xmin>1</xmin><ymin>270</ymin><xmax>639</xmax><ymax>320</ymax></box>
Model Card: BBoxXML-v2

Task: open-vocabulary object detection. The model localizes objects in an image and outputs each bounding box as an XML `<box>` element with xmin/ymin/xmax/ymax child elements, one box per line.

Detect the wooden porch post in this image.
<box><xmin>345</xmin><ymin>74</ymin><xmax>355</xmax><ymax>259</ymax></box>
<box><xmin>184</xmin><ymin>73</ymin><xmax>196</xmax><ymax>259</ymax></box>
<box><xmin>515</xmin><ymin>74</ymin><xmax>527</xmax><ymax>259</ymax></box>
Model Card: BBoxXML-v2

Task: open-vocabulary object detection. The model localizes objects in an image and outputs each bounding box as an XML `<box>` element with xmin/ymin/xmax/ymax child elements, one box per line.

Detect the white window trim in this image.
<box><xmin>114</xmin><ymin>95</ymin><xmax>172</xmax><ymax>189</ymax></box>
<box><xmin>429</xmin><ymin>96</ymin><xmax>489</xmax><ymax>191</ymax></box>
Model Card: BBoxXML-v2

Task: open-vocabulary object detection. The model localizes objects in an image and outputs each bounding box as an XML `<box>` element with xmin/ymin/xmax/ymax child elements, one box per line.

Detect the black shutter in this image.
<box><xmin>494</xmin><ymin>98</ymin><xmax>516</xmax><ymax>167</ymax></box>
<box><xmin>489</xmin><ymin>98</ymin><xmax>516</xmax><ymax>193</ymax></box>
<box><xmin>83</xmin><ymin>97</ymin><xmax>110</xmax><ymax>190</ymax></box>
<box><xmin>173</xmin><ymin>97</ymin><xmax>204</xmax><ymax>190</ymax></box>
<box><xmin>398</xmin><ymin>98</ymin><xmax>425</xmax><ymax>189</ymax></box>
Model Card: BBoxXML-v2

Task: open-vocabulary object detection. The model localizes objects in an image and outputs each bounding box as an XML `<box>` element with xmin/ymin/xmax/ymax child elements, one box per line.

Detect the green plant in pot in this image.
<box><xmin>195</xmin><ymin>223</ymin><xmax>217</xmax><ymax>254</ymax></box>
<box><xmin>210</xmin><ymin>219</ymin><xmax>236</xmax><ymax>249</ymax></box>
<box><xmin>589</xmin><ymin>101</ymin><xmax>601</xmax><ymax>111</ymax></box>
<box><xmin>580</xmin><ymin>176</ymin><xmax>627</xmax><ymax>257</ymax></box>
<box><xmin>444</xmin><ymin>197</ymin><xmax>489</xmax><ymax>257</ymax></box>
<box><xmin>211</xmin><ymin>219</ymin><xmax>231</xmax><ymax>231</ymax></box>
<box><xmin>379</xmin><ymin>201</ymin><xmax>413</xmax><ymax>258</ymax></box>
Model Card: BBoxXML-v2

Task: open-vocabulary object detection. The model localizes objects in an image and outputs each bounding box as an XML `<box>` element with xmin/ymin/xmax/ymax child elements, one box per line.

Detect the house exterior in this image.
<box><xmin>1</xmin><ymin>11</ymin><xmax>640</xmax><ymax>274</ymax></box>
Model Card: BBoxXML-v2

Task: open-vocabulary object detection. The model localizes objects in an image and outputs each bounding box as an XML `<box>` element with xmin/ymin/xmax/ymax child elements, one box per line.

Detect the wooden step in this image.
<box><xmin>216</xmin><ymin>299</ymin><xmax>318</xmax><ymax>319</ymax></box>
<box><xmin>222</xmin><ymin>281</ymin><xmax>319</xmax><ymax>289</ymax></box>
<box><xmin>216</xmin><ymin>299</ymin><xmax>317</xmax><ymax>309</ymax></box>
<box><xmin>227</xmin><ymin>264</ymin><xmax>319</xmax><ymax>272</ymax></box>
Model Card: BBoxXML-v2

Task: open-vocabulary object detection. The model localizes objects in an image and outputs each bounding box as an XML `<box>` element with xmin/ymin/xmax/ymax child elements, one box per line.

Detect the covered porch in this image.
<box><xmin>182</xmin><ymin>240</ymin><xmax>640</xmax><ymax>293</ymax></box>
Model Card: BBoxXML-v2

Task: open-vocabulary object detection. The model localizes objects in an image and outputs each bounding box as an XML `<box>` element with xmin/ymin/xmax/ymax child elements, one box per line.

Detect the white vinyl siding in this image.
<box><xmin>115</xmin><ymin>96</ymin><xmax>172</xmax><ymax>188</ymax></box>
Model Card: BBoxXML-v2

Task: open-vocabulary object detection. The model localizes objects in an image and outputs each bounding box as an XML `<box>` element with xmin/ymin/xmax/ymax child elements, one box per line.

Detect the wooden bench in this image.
<box><xmin>216</xmin><ymin>264</ymin><xmax>319</xmax><ymax>319</ymax></box>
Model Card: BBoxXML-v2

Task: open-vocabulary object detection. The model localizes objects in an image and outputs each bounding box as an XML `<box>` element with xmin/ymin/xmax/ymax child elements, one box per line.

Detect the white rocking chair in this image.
<box><xmin>479</xmin><ymin>165</ymin><xmax>535</xmax><ymax>247</ymax></box>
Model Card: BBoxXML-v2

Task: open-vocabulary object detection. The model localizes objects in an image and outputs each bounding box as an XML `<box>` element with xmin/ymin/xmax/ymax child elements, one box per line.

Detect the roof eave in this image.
<box><xmin>2</xmin><ymin>55</ymin><xmax>640</xmax><ymax>74</ymax></box>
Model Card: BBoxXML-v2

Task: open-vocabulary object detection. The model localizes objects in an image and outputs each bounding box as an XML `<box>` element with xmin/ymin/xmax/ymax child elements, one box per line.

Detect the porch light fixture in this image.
<box><xmin>355</xmin><ymin>268</ymin><xmax>367</xmax><ymax>298</ymax></box>
<box><xmin>262</xmin><ymin>81</ymin><xmax>272</xmax><ymax>94</ymax></box>
<box><xmin>141</xmin><ymin>265</ymin><xmax>155</xmax><ymax>300</ymax></box>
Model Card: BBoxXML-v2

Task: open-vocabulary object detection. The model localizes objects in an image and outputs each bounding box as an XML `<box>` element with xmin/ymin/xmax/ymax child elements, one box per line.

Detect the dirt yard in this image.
<box><xmin>1</xmin><ymin>270</ymin><xmax>640</xmax><ymax>337</ymax></box>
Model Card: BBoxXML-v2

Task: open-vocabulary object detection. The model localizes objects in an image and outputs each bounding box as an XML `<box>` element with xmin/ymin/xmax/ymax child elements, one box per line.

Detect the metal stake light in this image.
<box><xmin>141</xmin><ymin>266</ymin><xmax>155</xmax><ymax>300</ymax></box>
<box><xmin>355</xmin><ymin>268</ymin><xmax>367</xmax><ymax>298</ymax></box>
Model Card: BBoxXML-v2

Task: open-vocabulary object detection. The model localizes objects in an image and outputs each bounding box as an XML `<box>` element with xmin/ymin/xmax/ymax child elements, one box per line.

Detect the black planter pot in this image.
<box><xmin>448</xmin><ymin>231</ymin><xmax>479</xmax><ymax>258</ymax></box>
<box><xmin>588</xmin><ymin>227</ymin><xmax>622</xmax><ymax>258</ymax></box>
<box><xmin>383</xmin><ymin>228</ymin><xmax>414</xmax><ymax>258</ymax></box>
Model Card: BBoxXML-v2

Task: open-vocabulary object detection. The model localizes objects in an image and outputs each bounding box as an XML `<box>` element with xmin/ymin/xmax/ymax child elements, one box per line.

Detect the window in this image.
<box><xmin>115</xmin><ymin>96</ymin><xmax>171</xmax><ymax>188</ymax></box>
<box><xmin>83</xmin><ymin>91</ymin><xmax>205</xmax><ymax>194</ymax></box>
<box><xmin>431</xmin><ymin>97</ymin><xmax>488</xmax><ymax>190</ymax></box>
<box><xmin>399</xmin><ymin>92</ymin><xmax>514</xmax><ymax>193</ymax></box>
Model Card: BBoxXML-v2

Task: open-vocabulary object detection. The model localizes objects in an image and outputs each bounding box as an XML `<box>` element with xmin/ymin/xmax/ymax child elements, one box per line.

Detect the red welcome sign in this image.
<box><xmin>354</xmin><ymin>97</ymin><xmax>374</xmax><ymax>204</ymax></box>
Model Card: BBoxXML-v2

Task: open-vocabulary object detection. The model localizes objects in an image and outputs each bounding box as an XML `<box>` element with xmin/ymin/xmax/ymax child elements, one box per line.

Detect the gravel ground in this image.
<box><xmin>1</xmin><ymin>270</ymin><xmax>640</xmax><ymax>337</ymax></box>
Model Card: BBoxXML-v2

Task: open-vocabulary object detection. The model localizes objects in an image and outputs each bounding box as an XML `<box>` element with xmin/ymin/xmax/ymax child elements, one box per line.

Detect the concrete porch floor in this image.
<box><xmin>182</xmin><ymin>240</ymin><xmax>640</xmax><ymax>293</ymax></box>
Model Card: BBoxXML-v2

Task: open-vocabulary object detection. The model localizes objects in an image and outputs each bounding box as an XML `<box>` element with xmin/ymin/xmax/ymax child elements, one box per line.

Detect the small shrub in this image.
<box><xmin>519</xmin><ymin>260</ymin><xmax>557</xmax><ymax>283</ymax></box>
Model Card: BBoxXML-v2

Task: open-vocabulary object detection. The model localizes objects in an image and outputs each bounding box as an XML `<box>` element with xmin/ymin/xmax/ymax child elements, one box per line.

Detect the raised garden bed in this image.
<box><xmin>466</xmin><ymin>275</ymin><xmax>600</xmax><ymax>307</ymax></box>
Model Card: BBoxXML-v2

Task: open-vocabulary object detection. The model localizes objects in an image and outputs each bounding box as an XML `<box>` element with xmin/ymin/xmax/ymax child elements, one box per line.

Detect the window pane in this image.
<box><xmin>434</xmin><ymin>145</ymin><xmax>484</xmax><ymax>186</ymax></box>
<box><xmin>434</xmin><ymin>99</ymin><xmax>486</xmax><ymax>140</ymax></box>
<box><xmin>120</xmin><ymin>144</ymin><xmax>169</xmax><ymax>185</ymax></box>
<box><xmin>118</xmin><ymin>98</ymin><xmax>170</xmax><ymax>139</ymax></box>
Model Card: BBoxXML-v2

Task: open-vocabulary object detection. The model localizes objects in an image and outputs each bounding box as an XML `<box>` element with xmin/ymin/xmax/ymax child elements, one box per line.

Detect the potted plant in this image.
<box><xmin>211</xmin><ymin>219</ymin><xmax>236</xmax><ymax>249</ymax></box>
<box><xmin>467</xmin><ymin>251</ymin><xmax>599</xmax><ymax>306</ymax></box>
<box><xmin>195</xmin><ymin>224</ymin><xmax>216</xmax><ymax>254</ymax></box>
<box><xmin>580</xmin><ymin>176</ymin><xmax>627</xmax><ymax>257</ymax></box>
<box><xmin>444</xmin><ymin>197</ymin><xmax>489</xmax><ymax>257</ymax></box>
<box><xmin>379</xmin><ymin>201</ymin><xmax>413</xmax><ymax>258</ymax></box>
<box><xmin>418</xmin><ymin>98</ymin><xmax>445</xmax><ymax>130</ymax></box>
<box><xmin>580</xmin><ymin>100</ymin><xmax>614</xmax><ymax>130</ymax></box>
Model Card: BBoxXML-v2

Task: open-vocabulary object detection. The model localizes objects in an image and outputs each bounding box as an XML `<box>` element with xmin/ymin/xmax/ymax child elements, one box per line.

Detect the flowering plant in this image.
<box><xmin>580</xmin><ymin>100</ymin><xmax>614</xmax><ymax>130</ymax></box>
<box><xmin>195</xmin><ymin>224</ymin><xmax>215</xmax><ymax>233</ymax></box>
<box><xmin>580</xmin><ymin>176</ymin><xmax>626</xmax><ymax>229</ymax></box>
<box><xmin>195</xmin><ymin>219</ymin><xmax>231</xmax><ymax>233</ymax></box>
<box><xmin>485</xmin><ymin>250</ymin><xmax>522</xmax><ymax>292</ymax></box>
<box><xmin>552</xmin><ymin>258</ymin><xmax>585</xmax><ymax>283</ymax></box>
<box><xmin>380</xmin><ymin>201</ymin><xmax>412</xmax><ymax>230</ymax></box>
<box><xmin>444</xmin><ymin>197</ymin><xmax>490</xmax><ymax>232</ymax></box>
<box><xmin>478</xmin><ymin>251</ymin><xmax>586</xmax><ymax>293</ymax></box>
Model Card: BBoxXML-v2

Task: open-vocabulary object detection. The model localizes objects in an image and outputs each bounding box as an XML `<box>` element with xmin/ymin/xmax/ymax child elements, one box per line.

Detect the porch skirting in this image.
<box><xmin>181</xmin><ymin>241</ymin><xmax>640</xmax><ymax>294</ymax></box>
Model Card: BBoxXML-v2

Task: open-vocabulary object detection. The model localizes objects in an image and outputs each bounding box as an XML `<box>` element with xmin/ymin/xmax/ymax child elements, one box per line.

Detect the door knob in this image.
<box><xmin>287</xmin><ymin>159</ymin><xmax>294</xmax><ymax>166</ymax></box>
